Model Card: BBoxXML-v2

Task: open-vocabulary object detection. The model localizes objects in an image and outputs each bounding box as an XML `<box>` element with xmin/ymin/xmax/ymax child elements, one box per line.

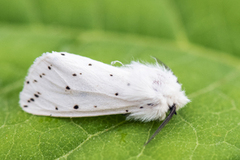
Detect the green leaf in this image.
<box><xmin>0</xmin><ymin>24</ymin><xmax>240</xmax><ymax>160</ymax></box>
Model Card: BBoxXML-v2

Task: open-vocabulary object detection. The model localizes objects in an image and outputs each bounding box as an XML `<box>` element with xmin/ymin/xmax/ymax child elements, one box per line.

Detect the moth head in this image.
<box><xmin>162</xmin><ymin>70</ymin><xmax>190</xmax><ymax>111</ymax></box>
<box><xmin>154</xmin><ymin>58</ymin><xmax>190</xmax><ymax>111</ymax></box>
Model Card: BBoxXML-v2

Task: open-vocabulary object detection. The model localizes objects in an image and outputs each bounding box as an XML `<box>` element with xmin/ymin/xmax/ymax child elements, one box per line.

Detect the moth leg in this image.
<box><xmin>169</xmin><ymin>104</ymin><xmax>177</xmax><ymax>115</ymax></box>
<box><xmin>144</xmin><ymin>103</ymin><xmax>177</xmax><ymax>145</ymax></box>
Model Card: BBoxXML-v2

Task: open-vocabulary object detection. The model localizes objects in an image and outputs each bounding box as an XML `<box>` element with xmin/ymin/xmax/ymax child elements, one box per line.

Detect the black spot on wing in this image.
<box><xmin>73</xmin><ymin>105</ymin><xmax>79</xmax><ymax>109</ymax></box>
<box><xmin>115</xmin><ymin>93</ymin><xmax>119</xmax><ymax>96</ymax></box>
<box><xmin>66</xmin><ymin>86</ymin><xmax>70</xmax><ymax>90</ymax></box>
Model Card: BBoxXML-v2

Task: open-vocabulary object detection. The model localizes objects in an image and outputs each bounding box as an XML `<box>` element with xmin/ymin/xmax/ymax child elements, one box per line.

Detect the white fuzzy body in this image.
<box><xmin>19</xmin><ymin>52</ymin><xmax>190</xmax><ymax>122</ymax></box>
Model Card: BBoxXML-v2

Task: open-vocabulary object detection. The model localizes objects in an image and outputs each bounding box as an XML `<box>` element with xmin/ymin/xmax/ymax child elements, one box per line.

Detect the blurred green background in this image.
<box><xmin>1</xmin><ymin>0</ymin><xmax>240</xmax><ymax>159</ymax></box>
<box><xmin>1</xmin><ymin>0</ymin><xmax>240</xmax><ymax>57</ymax></box>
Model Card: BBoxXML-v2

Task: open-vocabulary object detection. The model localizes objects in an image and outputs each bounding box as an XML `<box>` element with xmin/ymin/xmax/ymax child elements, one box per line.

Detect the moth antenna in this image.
<box><xmin>144</xmin><ymin>104</ymin><xmax>177</xmax><ymax>146</ymax></box>
<box><xmin>152</xmin><ymin>56</ymin><xmax>180</xmax><ymax>84</ymax></box>
<box><xmin>151</xmin><ymin>56</ymin><xmax>170</xmax><ymax>70</ymax></box>
<box><xmin>111</xmin><ymin>60</ymin><xmax>124</xmax><ymax>66</ymax></box>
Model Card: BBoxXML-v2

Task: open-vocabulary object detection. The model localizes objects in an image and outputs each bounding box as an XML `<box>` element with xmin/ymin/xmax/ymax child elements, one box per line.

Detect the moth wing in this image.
<box><xmin>19</xmin><ymin>52</ymin><xmax>141</xmax><ymax>117</ymax></box>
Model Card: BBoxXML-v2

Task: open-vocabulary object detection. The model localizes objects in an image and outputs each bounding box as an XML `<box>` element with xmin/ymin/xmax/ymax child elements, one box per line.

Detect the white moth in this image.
<box><xmin>19</xmin><ymin>52</ymin><xmax>190</xmax><ymax>144</ymax></box>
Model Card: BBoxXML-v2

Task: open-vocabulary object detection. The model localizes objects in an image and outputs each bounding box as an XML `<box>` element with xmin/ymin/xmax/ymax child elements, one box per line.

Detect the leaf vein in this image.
<box><xmin>55</xmin><ymin>121</ymin><xmax>126</xmax><ymax>159</ymax></box>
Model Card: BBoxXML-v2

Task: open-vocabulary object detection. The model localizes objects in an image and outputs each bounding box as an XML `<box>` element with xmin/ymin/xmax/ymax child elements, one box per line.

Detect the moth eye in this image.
<box><xmin>177</xmin><ymin>80</ymin><xmax>179</xmax><ymax>84</ymax></box>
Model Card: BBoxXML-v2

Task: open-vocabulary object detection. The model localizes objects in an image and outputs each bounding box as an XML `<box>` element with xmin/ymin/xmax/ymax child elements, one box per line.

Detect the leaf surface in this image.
<box><xmin>0</xmin><ymin>25</ymin><xmax>239</xmax><ymax>160</ymax></box>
